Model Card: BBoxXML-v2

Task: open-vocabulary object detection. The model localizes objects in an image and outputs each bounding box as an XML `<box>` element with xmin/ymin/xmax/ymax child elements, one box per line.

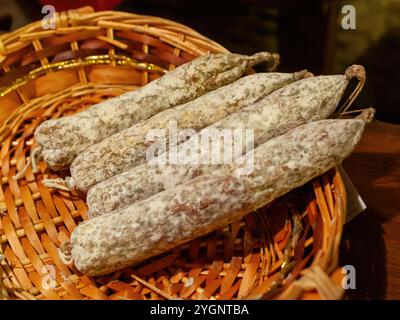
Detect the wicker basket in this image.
<box><xmin>0</xmin><ymin>7</ymin><xmax>346</xmax><ymax>300</ymax></box>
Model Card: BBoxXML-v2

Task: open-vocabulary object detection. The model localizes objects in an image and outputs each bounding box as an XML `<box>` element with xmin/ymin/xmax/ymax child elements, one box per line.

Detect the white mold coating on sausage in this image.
<box><xmin>72</xmin><ymin>71</ymin><xmax>302</xmax><ymax>192</ymax></box>
<box><xmin>68</xmin><ymin>119</ymin><xmax>365</xmax><ymax>276</ymax></box>
<box><xmin>87</xmin><ymin>73</ymin><xmax>348</xmax><ymax>216</ymax></box>
<box><xmin>34</xmin><ymin>52</ymin><xmax>278</xmax><ymax>170</ymax></box>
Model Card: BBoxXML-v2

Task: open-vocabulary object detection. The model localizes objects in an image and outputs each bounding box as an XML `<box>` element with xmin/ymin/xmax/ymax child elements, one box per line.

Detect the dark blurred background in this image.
<box><xmin>1</xmin><ymin>0</ymin><xmax>399</xmax><ymax>124</ymax></box>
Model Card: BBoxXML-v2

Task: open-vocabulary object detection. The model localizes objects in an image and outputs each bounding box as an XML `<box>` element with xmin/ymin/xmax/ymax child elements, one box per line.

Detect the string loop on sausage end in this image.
<box><xmin>357</xmin><ymin>107</ymin><xmax>375</xmax><ymax>123</ymax></box>
<box><xmin>12</xmin><ymin>146</ymin><xmax>43</xmax><ymax>181</ymax></box>
<box><xmin>58</xmin><ymin>241</ymin><xmax>74</xmax><ymax>267</ymax></box>
<box><xmin>339</xmin><ymin>64</ymin><xmax>366</xmax><ymax>114</ymax></box>
<box><xmin>42</xmin><ymin>176</ymin><xmax>75</xmax><ymax>191</ymax></box>
<box><xmin>294</xmin><ymin>69</ymin><xmax>313</xmax><ymax>81</ymax></box>
<box><xmin>248</xmin><ymin>52</ymin><xmax>280</xmax><ymax>71</ymax></box>
<box><xmin>340</xmin><ymin>107</ymin><xmax>375</xmax><ymax>124</ymax></box>
<box><xmin>30</xmin><ymin>146</ymin><xmax>43</xmax><ymax>173</ymax></box>
<box><xmin>345</xmin><ymin>64</ymin><xmax>366</xmax><ymax>81</ymax></box>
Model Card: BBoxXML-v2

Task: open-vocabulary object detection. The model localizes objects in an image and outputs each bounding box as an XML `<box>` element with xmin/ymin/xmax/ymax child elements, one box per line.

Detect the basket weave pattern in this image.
<box><xmin>0</xmin><ymin>7</ymin><xmax>345</xmax><ymax>300</ymax></box>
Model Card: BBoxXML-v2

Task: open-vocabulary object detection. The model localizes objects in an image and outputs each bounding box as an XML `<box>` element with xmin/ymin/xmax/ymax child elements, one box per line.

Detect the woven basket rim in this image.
<box><xmin>0</xmin><ymin>6</ymin><xmax>229</xmax><ymax>55</ymax></box>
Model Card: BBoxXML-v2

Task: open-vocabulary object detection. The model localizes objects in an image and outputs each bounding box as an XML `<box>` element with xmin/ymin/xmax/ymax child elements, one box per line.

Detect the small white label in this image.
<box><xmin>338</xmin><ymin>165</ymin><xmax>367</xmax><ymax>223</ymax></box>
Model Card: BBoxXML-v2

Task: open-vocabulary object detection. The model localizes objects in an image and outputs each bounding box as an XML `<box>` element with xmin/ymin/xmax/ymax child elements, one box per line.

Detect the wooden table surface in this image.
<box><xmin>341</xmin><ymin>120</ymin><xmax>400</xmax><ymax>300</ymax></box>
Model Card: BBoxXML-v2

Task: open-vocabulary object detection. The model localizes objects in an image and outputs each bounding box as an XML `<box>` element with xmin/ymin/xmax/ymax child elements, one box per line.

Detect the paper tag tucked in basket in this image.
<box><xmin>338</xmin><ymin>165</ymin><xmax>367</xmax><ymax>223</ymax></box>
